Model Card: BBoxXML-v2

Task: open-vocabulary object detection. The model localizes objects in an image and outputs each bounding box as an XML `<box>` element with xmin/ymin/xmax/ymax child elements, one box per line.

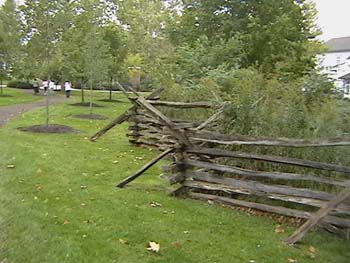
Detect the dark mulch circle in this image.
<box><xmin>17</xmin><ymin>124</ymin><xmax>79</xmax><ymax>134</ymax></box>
<box><xmin>0</xmin><ymin>94</ymin><xmax>13</xmax><ymax>97</ymax></box>
<box><xmin>69</xmin><ymin>102</ymin><xmax>104</xmax><ymax>107</ymax></box>
<box><xmin>98</xmin><ymin>99</ymin><xmax>123</xmax><ymax>103</ymax></box>
<box><xmin>72</xmin><ymin>113</ymin><xmax>107</xmax><ymax>120</ymax></box>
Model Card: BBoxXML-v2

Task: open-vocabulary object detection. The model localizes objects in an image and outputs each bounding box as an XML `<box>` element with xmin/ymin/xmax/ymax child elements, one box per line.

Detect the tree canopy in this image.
<box><xmin>0</xmin><ymin>0</ymin><xmax>325</xmax><ymax>88</ymax></box>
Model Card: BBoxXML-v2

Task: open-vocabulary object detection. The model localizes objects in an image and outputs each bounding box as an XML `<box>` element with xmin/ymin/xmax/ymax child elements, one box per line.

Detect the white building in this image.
<box><xmin>321</xmin><ymin>36</ymin><xmax>350</xmax><ymax>98</ymax></box>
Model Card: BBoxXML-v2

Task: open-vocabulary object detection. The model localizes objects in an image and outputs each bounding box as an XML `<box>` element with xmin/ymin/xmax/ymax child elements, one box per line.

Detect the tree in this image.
<box><xmin>19</xmin><ymin>0</ymin><xmax>75</xmax><ymax>125</ymax></box>
<box><xmin>0</xmin><ymin>0</ymin><xmax>21</xmax><ymax>95</ymax></box>
<box><xmin>116</xmin><ymin>0</ymin><xmax>176</xmax><ymax>87</ymax></box>
<box><xmin>168</xmin><ymin>0</ymin><xmax>322</xmax><ymax>79</ymax></box>
<box><xmin>102</xmin><ymin>24</ymin><xmax>127</xmax><ymax>100</ymax></box>
<box><xmin>83</xmin><ymin>26</ymin><xmax>112</xmax><ymax>114</ymax></box>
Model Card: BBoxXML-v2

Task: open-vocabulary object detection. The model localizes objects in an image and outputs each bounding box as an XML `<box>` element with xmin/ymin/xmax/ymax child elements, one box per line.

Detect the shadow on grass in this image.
<box><xmin>72</xmin><ymin>113</ymin><xmax>107</xmax><ymax>120</ymax></box>
<box><xmin>17</xmin><ymin>124</ymin><xmax>80</xmax><ymax>134</ymax></box>
<box><xmin>69</xmin><ymin>102</ymin><xmax>104</xmax><ymax>107</ymax></box>
<box><xmin>97</xmin><ymin>99</ymin><xmax>125</xmax><ymax>103</ymax></box>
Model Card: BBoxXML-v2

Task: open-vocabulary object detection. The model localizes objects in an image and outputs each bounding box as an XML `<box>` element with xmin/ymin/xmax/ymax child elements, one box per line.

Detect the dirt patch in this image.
<box><xmin>69</xmin><ymin>102</ymin><xmax>104</xmax><ymax>107</ymax></box>
<box><xmin>18</xmin><ymin>124</ymin><xmax>79</xmax><ymax>134</ymax></box>
<box><xmin>0</xmin><ymin>92</ymin><xmax>66</xmax><ymax>127</ymax></box>
<box><xmin>72</xmin><ymin>114</ymin><xmax>107</xmax><ymax>120</ymax></box>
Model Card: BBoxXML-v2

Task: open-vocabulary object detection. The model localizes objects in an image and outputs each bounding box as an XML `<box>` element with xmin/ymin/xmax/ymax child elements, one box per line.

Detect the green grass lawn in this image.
<box><xmin>0</xmin><ymin>88</ymin><xmax>42</xmax><ymax>106</ymax></box>
<box><xmin>0</xmin><ymin>91</ymin><xmax>349</xmax><ymax>263</ymax></box>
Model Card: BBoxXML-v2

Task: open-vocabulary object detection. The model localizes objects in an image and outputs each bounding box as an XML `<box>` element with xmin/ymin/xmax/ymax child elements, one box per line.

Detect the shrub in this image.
<box><xmin>7</xmin><ymin>80</ymin><xmax>33</xmax><ymax>89</ymax></box>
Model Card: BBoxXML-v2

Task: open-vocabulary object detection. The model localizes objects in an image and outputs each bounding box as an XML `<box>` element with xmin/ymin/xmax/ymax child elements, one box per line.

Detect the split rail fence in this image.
<box><xmin>91</xmin><ymin>87</ymin><xmax>350</xmax><ymax>244</ymax></box>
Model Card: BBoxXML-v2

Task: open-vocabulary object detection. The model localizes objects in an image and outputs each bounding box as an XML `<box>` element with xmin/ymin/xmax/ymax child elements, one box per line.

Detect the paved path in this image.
<box><xmin>0</xmin><ymin>91</ymin><xmax>66</xmax><ymax>126</ymax></box>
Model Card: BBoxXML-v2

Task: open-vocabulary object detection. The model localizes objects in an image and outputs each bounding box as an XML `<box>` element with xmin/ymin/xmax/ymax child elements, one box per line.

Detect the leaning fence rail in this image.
<box><xmin>90</xmin><ymin>88</ymin><xmax>350</xmax><ymax>244</ymax></box>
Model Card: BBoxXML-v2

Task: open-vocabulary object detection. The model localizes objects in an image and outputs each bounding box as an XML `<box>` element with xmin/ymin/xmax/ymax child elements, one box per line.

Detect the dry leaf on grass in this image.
<box><xmin>308</xmin><ymin>246</ymin><xmax>316</xmax><ymax>253</ymax></box>
<box><xmin>150</xmin><ymin>201</ymin><xmax>161</xmax><ymax>207</ymax></box>
<box><xmin>307</xmin><ymin>246</ymin><xmax>316</xmax><ymax>258</ymax></box>
<box><xmin>119</xmin><ymin>239</ymin><xmax>128</xmax><ymax>245</ymax></box>
<box><xmin>287</xmin><ymin>258</ymin><xmax>297</xmax><ymax>263</ymax></box>
<box><xmin>6</xmin><ymin>164</ymin><xmax>15</xmax><ymax>169</ymax></box>
<box><xmin>147</xmin><ymin>241</ymin><xmax>160</xmax><ymax>253</ymax></box>
<box><xmin>275</xmin><ymin>225</ymin><xmax>285</xmax><ymax>233</ymax></box>
<box><xmin>171</xmin><ymin>241</ymin><xmax>181</xmax><ymax>248</ymax></box>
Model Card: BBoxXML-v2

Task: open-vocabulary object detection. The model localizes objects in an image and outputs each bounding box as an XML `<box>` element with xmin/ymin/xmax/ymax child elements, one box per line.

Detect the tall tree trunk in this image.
<box><xmin>46</xmin><ymin>77</ymin><xmax>50</xmax><ymax>127</ymax></box>
<box><xmin>89</xmin><ymin>82</ymin><xmax>93</xmax><ymax>115</ymax></box>
<box><xmin>109</xmin><ymin>77</ymin><xmax>113</xmax><ymax>101</ymax></box>
<box><xmin>81</xmin><ymin>86</ymin><xmax>85</xmax><ymax>103</ymax></box>
<box><xmin>0</xmin><ymin>78</ymin><xmax>3</xmax><ymax>96</ymax></box>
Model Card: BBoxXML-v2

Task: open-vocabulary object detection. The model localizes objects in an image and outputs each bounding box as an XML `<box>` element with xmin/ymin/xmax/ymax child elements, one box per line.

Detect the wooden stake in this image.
<box><xmin>117</xmin><ymin>148</ymin><xmax>174</xmax><ymax>188</ymax></box>
<box><xmin>89</xmin><ymin>87</ymin><xmax>164</xmax><ymax>141</ymax></box>
<box><xmin>194</xmin><ymin>106</ymin><xmax>224</xmax><ymax>131</ymax></box>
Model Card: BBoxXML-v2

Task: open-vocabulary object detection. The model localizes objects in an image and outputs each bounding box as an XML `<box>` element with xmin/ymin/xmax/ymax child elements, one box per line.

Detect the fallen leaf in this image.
<box><xmin>80</xmin><ymin>185</ymin><xmax>87</xmax><ymax>189</ymax></box>
<box><xmin>287</xmin><ymin>258</ymin><xmax>297</xmax><ymax>263</ymax></box>
<box><xmin>113</xmin><ymin>160</ymin><xmax>119</xmax><ymax>164</ymax></box>
<box><xmin>63</xmin><ymin>220</ymin><xmax>70</xmax><ymax>225</ymax></box>
<box><xmin>147</xmin><ymin>241</ymin><xmax>160</xmax><ymax>253</ymax></box>
<box><xmin>6</xmin><ymin>164</ymin><xmax>15</xmax><ymax>169</ymax></box>
<box><xmin>308</xmin><ymin>246</ymin><xmax>316</xmax><ymax>254</ymax></box>
<box><xmin>307</xmin><ymin>246</ymin><xmax>316</xmax><ymax>258</ymax></box>
<box><xmin>119</xmin><ymin>238</ymin><xmax>128</xmax><ymax>244</ymax></box>
<box><xmin>171</xmin><ymin>240</ymin><xmax>181</xmax><ymax>248</ymax></box>
<box><xmin>183</xmin><ymin>230</ymin><xmax>190</xmax><ymax>234</ymax></box>
<box><xmin>275</xmin><ymin>226</ymin><xmax>285</xmax><ymax>233</ymax></box>
<box><xmin>150</xmin><ymin>201</ymin><xmax>161</xmax><ymax>207</ymax></box>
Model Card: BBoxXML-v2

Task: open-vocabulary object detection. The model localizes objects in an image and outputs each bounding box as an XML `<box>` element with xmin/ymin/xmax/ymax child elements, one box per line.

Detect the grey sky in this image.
<box><xmin>314</xmin><ymin>0</ymin><xmax>350</xmax><ymax>40</ymax></box>
<box><xmin>1</xmin><ymin>0</ymin><xmax>349</xmax><ymax>41</ymax></box>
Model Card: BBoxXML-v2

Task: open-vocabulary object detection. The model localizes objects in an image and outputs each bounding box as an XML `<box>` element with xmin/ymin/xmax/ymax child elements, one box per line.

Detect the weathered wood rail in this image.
<box><xmin>90</xmin><ymin>87</ymin><xmax>350</xmax><ymax>244</ymax></box>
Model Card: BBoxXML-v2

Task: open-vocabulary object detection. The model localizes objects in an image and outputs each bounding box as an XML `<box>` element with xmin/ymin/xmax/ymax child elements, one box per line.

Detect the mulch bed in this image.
<box><xmin>72</xmin><ymin>113</ymin><xmax>107</xmax><ymax>120</ymax></box>
<box><xmin>17</xmin><ymin>124</ymin><xmax>79</xmax><ymax>134</ymax></box>
<box><xmin>98</xmin><ymin>99</ymin><xmax>123</xmax><ymax>103</ymax></box>
<box><xmin>69</xmin><ymin>102</ymin><xmax>104</xmax><ymax>107</ymax></box>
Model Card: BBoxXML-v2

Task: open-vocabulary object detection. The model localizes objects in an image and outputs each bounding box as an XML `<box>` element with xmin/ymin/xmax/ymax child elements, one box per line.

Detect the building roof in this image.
<box><xmin>325</xmin><ymin>36</ymin><xmax>350</xmax><ymax>53</ymax></box>
<box><xmin>340</xmin><ymin>72</ymin><xmax>350</xmax><ymax>81</ymax></box>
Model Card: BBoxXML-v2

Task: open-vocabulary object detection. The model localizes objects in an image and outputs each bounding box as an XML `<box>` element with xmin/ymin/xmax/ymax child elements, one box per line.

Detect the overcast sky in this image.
<box><xmin>0</xmin><ymin>0</ymin><xmax>349</xmax><ymax>41</ymax></box>
<box><xmin>314</xmin><ymin>0</ymin><xmax>350</xmax><ymax>41</ymax></box>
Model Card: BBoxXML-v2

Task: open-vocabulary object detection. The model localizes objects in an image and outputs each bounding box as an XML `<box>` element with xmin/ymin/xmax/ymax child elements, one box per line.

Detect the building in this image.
<box><xmin>321</xmin><ymin>36</ymin><xmax>350</xmax><ymax>98</ymax></box>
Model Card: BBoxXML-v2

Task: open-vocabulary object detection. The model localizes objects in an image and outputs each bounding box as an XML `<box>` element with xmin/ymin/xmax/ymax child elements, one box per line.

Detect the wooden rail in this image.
<box><xmin>112</xmin><ymin>91</ymin><xmax>350</xmax><ymax>244</ymax></box>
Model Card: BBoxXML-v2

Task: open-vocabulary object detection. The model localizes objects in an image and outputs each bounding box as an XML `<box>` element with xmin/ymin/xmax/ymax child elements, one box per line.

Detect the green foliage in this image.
<box><xmin>83</xmin><ymin>27</ymin><xmax>112</xmax><ymax>87</ymax></box>
<box><xmin>0</xmin><ymin>0</ymin><xmax>21</xmax><ymax>77</ymax></box>
<box><xmin>164</xmin><ymin>35</ymin><xmax>244</xmax><ymax>83</ymax></box>
<box><xmin>7</xmin><ymin>80</ymin><xmax>33</xmax><ymax>89</ymax></box>
<box><xmin>168</xmin><ymin>0</ymin><xmax>322</xmax><ymax>79</ymax></box>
